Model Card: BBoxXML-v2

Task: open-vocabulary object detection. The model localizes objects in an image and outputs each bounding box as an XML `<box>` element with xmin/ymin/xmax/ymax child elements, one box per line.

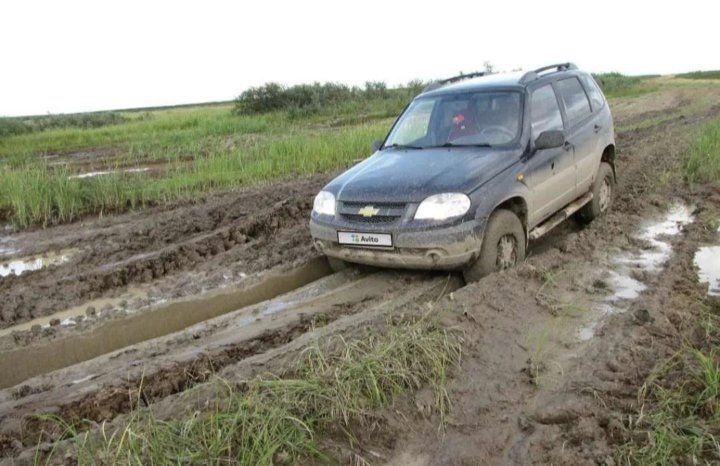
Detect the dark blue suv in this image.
<box><xmin>310</xmin><ymin>63</ymin><xmax>616</xmax><ymax>282</ymax></box>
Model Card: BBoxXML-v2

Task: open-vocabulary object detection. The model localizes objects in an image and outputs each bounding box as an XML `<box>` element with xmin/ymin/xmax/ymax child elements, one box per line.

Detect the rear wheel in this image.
<box><xmin>326</xmin><ymin>257</ymin><xmax>349</xmax><ymax>273</ymax></box>
<box><xmin>463</xmin><ymin>209</ymin><xmax>526</xmax><ymax>283</ymax></box>
<box><xmin>577</xmin><ymin>162</ymin><xmax>614</xmax><ymax>223</ymax></box>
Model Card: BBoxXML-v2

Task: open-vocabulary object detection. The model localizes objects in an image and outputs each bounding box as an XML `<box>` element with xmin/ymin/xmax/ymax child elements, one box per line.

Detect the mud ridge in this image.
<box><xmin>18</xmin><ymin>310</ymin><xmax>344</xmax><ymax>448</ymax></box>
<box><xmin>0</xmin><ymin>271</ymin><xmax>459</xmax><ymax>461</ymax></box>
<box><xmin>0</xmin><ymin>258</ymin><xmax>331</xmax><ymax>388</ymax></box>
<box><xmin>0</xmin><ymin>194</ymin><xmax>318</xmax><ymax>329</ymax></box>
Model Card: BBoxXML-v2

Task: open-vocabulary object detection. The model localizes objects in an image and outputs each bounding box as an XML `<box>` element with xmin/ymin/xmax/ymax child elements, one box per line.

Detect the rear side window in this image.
<box><xmin>530</xmin><ymin>84</ymin><xmax>563</xmax><ymax>135</ymax></box>
<box><xmin>556</xmin><ymin>77</ymin><xmax>592</xmax><ymax>125</ymax></box>
<box><xmin>580</xmin><ymin>75</ymin><xmax>605</xmax><ymax>111</ymax></box>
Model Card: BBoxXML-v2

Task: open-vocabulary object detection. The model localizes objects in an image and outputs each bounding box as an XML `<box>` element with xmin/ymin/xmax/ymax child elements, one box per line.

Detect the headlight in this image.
<box><xmin>414</xmin><ymin>193</ymin><xmax>471</xmax><ymax>220</ymax></box>
<box><xmin>313</xmin><ymin>191</ymin><xmax>336</xmax><ymax>216</ymax></box>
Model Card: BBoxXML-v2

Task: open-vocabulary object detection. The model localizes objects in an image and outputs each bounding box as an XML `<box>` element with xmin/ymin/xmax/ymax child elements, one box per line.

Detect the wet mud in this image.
<box><xmin>0</xmin><ymin>176</ymin><xmax>329</xmax><ymax>329</ymax></box>
<box><xmin>0</xmin><ymin>257</ymin><xmax>331</xmax><ymax>388</ymax></box>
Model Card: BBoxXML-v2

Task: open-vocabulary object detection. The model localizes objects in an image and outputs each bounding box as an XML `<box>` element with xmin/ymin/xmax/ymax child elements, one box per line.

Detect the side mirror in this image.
<box><xmin>534</xmin><ymin>130</ymin><xmax>565</xmax><ymax>150</ymax></box>
<box><xmin>371</xmin><ymin>139</ymin><xmax>383</xmax><ymax>152</ymax></box>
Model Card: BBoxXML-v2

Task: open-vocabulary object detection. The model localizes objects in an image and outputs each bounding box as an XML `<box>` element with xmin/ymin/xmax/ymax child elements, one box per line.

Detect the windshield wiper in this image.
<box><xmin>430</xmin><ymin>142</ymin><xmax>493</xmax><ymax>148</ymax></box>
<box><xmin>383</xmin><ymin>143</ymin><xmax>423</xmax><ymax>150</ymax></box>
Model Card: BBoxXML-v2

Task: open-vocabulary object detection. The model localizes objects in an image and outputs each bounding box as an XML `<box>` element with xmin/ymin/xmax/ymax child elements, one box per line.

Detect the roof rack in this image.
<box><xmin>422</xmin><ymin>71</ymin><xmax>486</xmax><ymax>93</ymax></box>
<box><xmin>519</xmin><ymin>63</ymin><xmax>577</xmax><ymax>84</ymax></box>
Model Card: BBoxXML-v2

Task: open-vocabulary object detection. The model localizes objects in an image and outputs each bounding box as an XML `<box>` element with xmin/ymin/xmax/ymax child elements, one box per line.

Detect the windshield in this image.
<box><xmin>384</xmin><ymin>91</ymin><xmax>522</xmax><ymax>148</ymax></box>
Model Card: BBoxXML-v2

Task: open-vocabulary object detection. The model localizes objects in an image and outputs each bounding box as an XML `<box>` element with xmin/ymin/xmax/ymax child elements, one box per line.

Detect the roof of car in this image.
<box><xmin>420</xmin><ymin>71</ymin><xmax>526</xmax><ymax>97</ymax></box>
<box><xmin>421</xmin><ymin>64</ymin><xmax>582</xmax><ymax>97</ymax></box>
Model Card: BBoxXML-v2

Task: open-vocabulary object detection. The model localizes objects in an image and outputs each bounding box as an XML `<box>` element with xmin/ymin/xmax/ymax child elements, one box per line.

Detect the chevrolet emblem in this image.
<box><xmin>358</xmin><ymin>205</ymin><xmax>380</xmax><ymax>217</ymax></box>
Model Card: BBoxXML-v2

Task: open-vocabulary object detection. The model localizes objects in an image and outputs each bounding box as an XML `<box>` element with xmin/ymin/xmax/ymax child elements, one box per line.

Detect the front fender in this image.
<box><xmin>469</xmin><ymin>162</ymin><xmax>532</xmax><ymax>224</ymax></box>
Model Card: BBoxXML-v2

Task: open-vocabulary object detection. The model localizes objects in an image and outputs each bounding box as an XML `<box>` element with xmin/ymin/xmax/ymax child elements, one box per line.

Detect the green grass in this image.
<box><xmin>618</xmin><ymin>347</ymin><xmax>720</xmax><ymax>464</ymax></box>
<box><xmin>0</xmin><ymin>121</ymin><xmax>390</xmax><ymax>227</ymax></box>
<box><xmin>684</xmin><ymin>118</ymin><xmax>720</xmax><ymax>185</ymax></box>
<box><xmin>677</xmin><ymin>70</ymin><xmax>720</xmax><ymax>80</ymax></box>
<box><xmin>617</xmin><ymin>293</ymin><xmax>720</xmax><ymax>465</ymax></box>
<box><xmin>593</xmin><ymin>72</ymin><xmax>656</xmax><ymax>98</ymax></box>
<box><xmin>0</xmin><ymin>105</ymin><xmax>275</xmax><ymax>159</ymax></box>
<box><xmin>0</xmin><ymin>95</ymin><xmax>406</xmax><ymax>161</ymax></box>
<box><xmin>0</xmin><ymin>111</ymin><xmax>128</xmax><ymax>138</ymax></box>
<box><xmin>0</xmin><ymin>89</ymin><xmax>409</xmax><ymax>228</ymax></box>
<box><xmin>34</xmin><ymin>319</ymin><xmax>461</xmax><ymax>465</ymax></box>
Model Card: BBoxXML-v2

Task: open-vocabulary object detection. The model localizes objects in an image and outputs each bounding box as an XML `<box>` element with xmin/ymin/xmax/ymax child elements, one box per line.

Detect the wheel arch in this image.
<box><xmin>492</xmin><ymin>195</ymin><xmax>529</xmax><ymax>238</ymax></box>
<box><xmin>601</xmin><ymin>144</ymin><xmax>616</xmax><ymax>179</ymax></box>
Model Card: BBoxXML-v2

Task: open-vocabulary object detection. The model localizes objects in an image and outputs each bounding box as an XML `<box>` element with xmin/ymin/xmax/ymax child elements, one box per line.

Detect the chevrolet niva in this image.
<box><xmin>309</xmin><ymin>63</ymin><xmax>615</xmax><ymax>282</ymax></box>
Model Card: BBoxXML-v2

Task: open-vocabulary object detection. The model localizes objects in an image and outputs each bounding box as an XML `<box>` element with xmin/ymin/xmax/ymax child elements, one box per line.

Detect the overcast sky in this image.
<box><xmin>1</xmin><ymin>0</ymin><xmax>717</xmax><ymax>116</ymax></box>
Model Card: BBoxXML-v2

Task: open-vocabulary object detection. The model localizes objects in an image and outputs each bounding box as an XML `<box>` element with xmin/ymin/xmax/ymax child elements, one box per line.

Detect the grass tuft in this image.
<box><xmin>34</xmin><ymin>318</ymin><xmax>461</xmax><ymax>465</ymax></box>
<box><xmin>619</xmin><ymin>348</ymin><xmax>720</xmax><ymax>464</ymax></box>
<box><xmin>618</xmin><ymin>299</ymin><xmax>720</xmax><ymax>465</ymax></box>
<box><xmin>684</xmin><ymin>118</ymin><xmax>720</xmax><ymax>185</ymax></box>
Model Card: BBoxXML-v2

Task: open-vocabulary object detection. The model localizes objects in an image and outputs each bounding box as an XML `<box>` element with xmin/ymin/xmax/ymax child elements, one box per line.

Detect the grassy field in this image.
<box><xmin>592</xmin><ymin>72</ymin><xmax>659</xmax><ymax>98</ymax></box>
<box><xmin>0</xmin><ymin>101</ymin><xmax>398</xmax><ymax>227</ymax></box>
<box><xmin>677</xmin><ymin>70</ymin><xmax>720</xmax><ymax>80</ymax></box>
<box><xmin>0</xmin><ymin>73</ymin><xmax>676</xmax><ymax>228</ymax></box>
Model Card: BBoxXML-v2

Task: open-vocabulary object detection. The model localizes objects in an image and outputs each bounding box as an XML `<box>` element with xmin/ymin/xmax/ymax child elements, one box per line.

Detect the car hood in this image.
<box><xmin>326</xmin><ymin>147</ymin><xmax>521</xmax><ymax>203</ymax></box>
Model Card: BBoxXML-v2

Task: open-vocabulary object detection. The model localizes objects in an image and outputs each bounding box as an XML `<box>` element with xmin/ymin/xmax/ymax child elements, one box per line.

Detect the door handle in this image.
<box><xmin>563</xmin><ymin>141</ymin><xmax>573</xmax><ymax>151</ymax></box>
<box><xmin>594</xmin><ymin>124</ymin><xmax>602</xmax><ymax>133</ymax></box>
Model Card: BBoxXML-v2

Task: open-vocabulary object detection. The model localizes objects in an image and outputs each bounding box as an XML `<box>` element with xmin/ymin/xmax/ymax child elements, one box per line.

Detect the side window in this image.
<box><xmin>556</xmin><ymin>77</ymin><xmax>592</xmax><ymax>125</ymax></box>
<box><xmin>580</xmin><ymin>75</ymin><xmax>605</xmax><ymax>111</ymax></box>
<box><xmin>530</xmin><ymin>84</ymin><xmax>563</xmax><ymax>136</ymax></box>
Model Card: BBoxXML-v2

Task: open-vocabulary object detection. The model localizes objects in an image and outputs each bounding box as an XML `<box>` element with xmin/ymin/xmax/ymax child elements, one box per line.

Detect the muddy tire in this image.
<box><xmin>577</xmin><ymin>162</ymin><xmax>614</xmax><ymax>223</ymax></box>
<box><xmin>326</xmin><ymin>257</ymin><xmax>349</xmax><ymax>273</ymax></box>
<box><xmin>463</xmin><ymin>209</ymin><xmax>526</xmax><ymax>283</ymax></box>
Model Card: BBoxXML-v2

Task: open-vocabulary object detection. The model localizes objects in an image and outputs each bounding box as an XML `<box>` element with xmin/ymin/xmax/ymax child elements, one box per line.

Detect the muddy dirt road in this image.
<box><xmin>1</xmin><ymin>81</ymin><xmax>720</xmax><ymax>464</ymax></box>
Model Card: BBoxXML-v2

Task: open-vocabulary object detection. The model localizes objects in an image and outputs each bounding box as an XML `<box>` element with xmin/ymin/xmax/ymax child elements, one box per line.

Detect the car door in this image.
<box><xmin>555</xmin><ymin>76</ymin><xmax>598</xmax><ymax>195</ymax></box>
<box><xmin>525</xmin><ymin>83</ymin><xmax>576</xmax><ymax>226</ymax></box>
<box><xmin>577</xmin><ymin>74</ymin><xmax>610</xmax><ymax>192</ymax></box>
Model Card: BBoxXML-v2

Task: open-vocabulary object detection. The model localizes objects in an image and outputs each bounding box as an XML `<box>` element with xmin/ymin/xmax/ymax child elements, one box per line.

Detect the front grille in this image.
<box><xmin>340</xmin><ymin>214</ymin><xmax>398</xmax><ymax>224</ymax></box>
<box><xmin>338</xmin><ymin>201</ymin><xmax>407</xmax><ymax>224</ymax></box>
<box><xmin>341</xmin><ymin>201</ymin><xmax>406</xmax><ymax>210</ymax></box>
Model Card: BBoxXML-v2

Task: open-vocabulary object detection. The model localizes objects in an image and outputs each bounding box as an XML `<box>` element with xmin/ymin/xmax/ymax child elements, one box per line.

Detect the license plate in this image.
<box><xmin>337</xmin><ymin>231</ymin><xmax>393</xmax><ymax>247</ymax></box>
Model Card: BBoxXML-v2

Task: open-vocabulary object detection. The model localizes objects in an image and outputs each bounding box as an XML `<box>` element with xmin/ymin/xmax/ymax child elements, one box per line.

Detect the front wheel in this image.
<box><xmin>463</xmin><ymin>209</ymin><xmax>526</xmax><ymax>283</ymax></box>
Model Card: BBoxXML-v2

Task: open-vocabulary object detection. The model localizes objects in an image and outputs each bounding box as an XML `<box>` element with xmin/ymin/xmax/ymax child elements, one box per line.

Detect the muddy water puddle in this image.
<box><xmin>695</xmin><ymin>246</ymin><xmax>720</xmax><ymax>295</ymax></box>
<box><xmin>0</xmin><ymin>257</ymin><xmax>333</xmax><ymax>388</ymax></box>
<box><xmin>579</xmin><ymin>203</ymin><xmax>694</xmax><ymax>340</ymax></box>
<box><xmin>695</xmin><ymin>223</ymin><xmax>720</xmax><ymax>296</ymax></box>
<box><xmin>69</xmin><ymin>167</ymin><xmax>151</xmax><ymax>179</ymax></box>
<box><xmin>0</xmin><ymin>249</ymin><xmax>77</xmax><ymax>278</ymax></box>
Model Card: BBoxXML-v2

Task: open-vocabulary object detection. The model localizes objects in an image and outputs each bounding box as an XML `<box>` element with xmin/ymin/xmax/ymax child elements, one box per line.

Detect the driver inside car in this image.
<box><xmin>447</xmin><ymin>105</ymin><xmax>480</xmax><ymax>142</ymax></box>
<box><xmin>445</xmin><ymin>97</ymin><xmax>518</xmax><ymax>145</ymax></box>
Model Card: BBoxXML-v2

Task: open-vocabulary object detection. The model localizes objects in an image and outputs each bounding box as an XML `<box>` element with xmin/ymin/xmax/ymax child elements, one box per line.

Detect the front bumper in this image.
<box><xmin>309</xmin><ymin>218</ymin><xmax>484</xmax><ymax>270</ymax></box>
